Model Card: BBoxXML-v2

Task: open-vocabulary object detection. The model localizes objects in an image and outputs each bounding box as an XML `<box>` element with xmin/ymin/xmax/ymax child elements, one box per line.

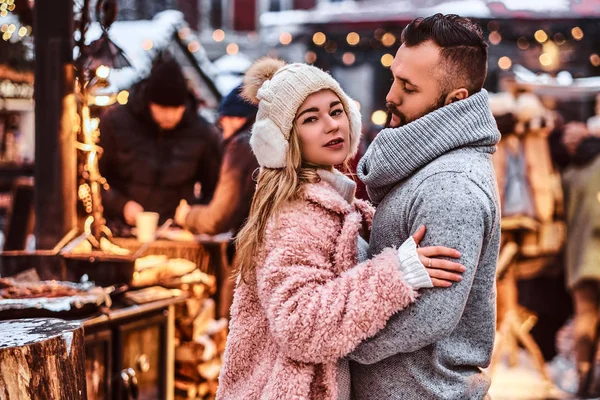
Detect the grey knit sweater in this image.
<box><xmin>350</xmin><ymin>89</ymin><xmax>501</xmax><ymax>399</ymax></box>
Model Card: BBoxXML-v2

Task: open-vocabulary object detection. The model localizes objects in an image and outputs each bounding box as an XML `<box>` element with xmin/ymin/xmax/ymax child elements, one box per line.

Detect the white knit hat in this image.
<box><xmin>241</xmin><ymin>58</ymin><xmax>362</xmax><ymax>168</ymax></box>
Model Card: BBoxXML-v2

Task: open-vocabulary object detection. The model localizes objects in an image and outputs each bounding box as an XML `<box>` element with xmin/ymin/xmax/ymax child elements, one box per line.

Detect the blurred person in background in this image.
<box><xmin>175</xmin><ymin>84</ymin><xmax>259</xmax><ymax>237</ymax></box>
<box><xmin>549</xmin><ymin>103</ymin><xmax>600</xmax><ymax>397</ymax></box>
<box><xmin>98</xmin><ymin>56</ymin><xmax>222</xmax><ymax>232</ymax></box>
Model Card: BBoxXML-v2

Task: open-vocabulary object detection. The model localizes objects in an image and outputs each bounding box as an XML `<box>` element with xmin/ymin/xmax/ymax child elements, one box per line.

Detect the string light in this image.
<box><xmin>95</xmin><ymin>65</ymin><xmax>110</xmax><ymax>79</ymax></box>
<box><xmin>187</xmin><ymin>40</ymin><xmax>200</xmax><ymax>53</ymax></box>
<box><xmin>381</xmin><ymin>54</ymin><xmax>394</xmax><ymax>67</ymax></box>
<box><xmin>517</xmin><ymin>37</ymin><xmax>529</xmax><ymax>50</ymax></box>
<box><xmin>489</xmin><ymin>31</ymin><xmax>502</xmax><ymax>45</ymax></box>
<box><xmin>539</xmin><ymin>53</ymin><xmax>552</xmax><ymax>67</ymax></box>
<box><xmin>342</xmin><ymin>52</ymin><xmax>355</xmax><ymax>66</ymax></box>
<box><xmin>381</xmin><ymin>33</ymin><xmax>396</xmax><ymax>47</ymax></box>
<box><xmin>178</xmin><ymin>27</ymin><xmax>190</xmax><ymax>40</ymax></box>
<box><xmin>591</xmin><ymin>54</ymin><xmax>600</xmax><ymax>67</ymax></box>
<box><xmin>305</xmin><ymin>51</ymin><xmax>317</xmax><ymax>64</ymax></box>
<box><xmin>94</xmin><ymin>96</ymin><xmax>111</xmax><ymax>106</ymax></box>
<box><xmin>371</xmin><ymin>110</ymin><xmax>387</xmax><ymax>125</ymax></box>
<box><xmin>313</xmin><ymin>32</ymin><xmax>326</xmax><ymax>46</ymax></box>
<box><xmin>226</xmin><ymin>43</ymin><xmax>239</xmax><ymax>55</ymax></box>
<box><xmin>346</xmin><ymin>32</ymin><xmax>360</xmax><ymax>46</ymax></box>
<box><xmin>117</xmin><ymin>90</ymin><xmax>129</xmax><ymax>105</ymax></box>
<box><xmin>571</xmin><ymin>27</ymin><xmax>584</xmax><ymax>40</ymax></box>
<box><xmin>498</xmin><ymin>56</ymin><xmax>512</xmax><ymax>70</ymax></box>
<box><xmin>534</xmin><ymin>30</ymin><xmax>548</xmax><ymax>43</ymax></box>
<box><xmin>17</xmin><ymin>26</ymin><xmax>26</xmax><ymax>37</ymax></box>
<box><xmin>213</xmin><ymin>29</ymin><xmax>225</xmax><ymax>42</ymax></box>
<box><xmin>141</xmin><ymin>39</ymin><xmax>153</xmax><ymax>50</ymax></box>
<box><xmin>279</xmin><ymin>32</ymin><xmax>292</xmax><ymax>46</ymax></box>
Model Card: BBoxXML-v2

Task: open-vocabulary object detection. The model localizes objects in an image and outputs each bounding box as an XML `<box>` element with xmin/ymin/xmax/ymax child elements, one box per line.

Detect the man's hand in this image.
<box><xmin>123</xmin><ymin>200</ymin><xmax>144</xmax><ymax>226</ymax></box>
<box><xmin>175</xmin><ymin>199</ymin><xmax>191</xmax><ymax>227</ymax></box>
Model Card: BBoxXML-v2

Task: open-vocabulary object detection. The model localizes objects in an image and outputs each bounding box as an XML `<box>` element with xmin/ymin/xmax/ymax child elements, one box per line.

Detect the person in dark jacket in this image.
<box><xmin>174</xmin><ymin>84</ymin><xmax>259</xmax><ymax>319</ymax></box>
<box><xmin>174</xmin><ymin>84</ymin><xmax>258</xmax><ymax>236</ymax></box>
<box><xmin>98</xmin><ymin>58</ymin><xmax>222</xmax><ymax>229</ymax></box>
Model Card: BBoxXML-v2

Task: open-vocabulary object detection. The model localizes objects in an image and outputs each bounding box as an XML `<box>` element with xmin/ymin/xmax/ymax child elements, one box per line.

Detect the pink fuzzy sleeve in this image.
<box><xmin>256</xmin><ymin>206</ymin><xmax>418</xmax><ymax>364</ymax></box>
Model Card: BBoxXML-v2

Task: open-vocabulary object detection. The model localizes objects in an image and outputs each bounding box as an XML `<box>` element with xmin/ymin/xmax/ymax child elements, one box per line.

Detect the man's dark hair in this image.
<box><xmin>401</xmin><ymin>14</ymin><xmax>488</xmax><ymax>95</ymax></box>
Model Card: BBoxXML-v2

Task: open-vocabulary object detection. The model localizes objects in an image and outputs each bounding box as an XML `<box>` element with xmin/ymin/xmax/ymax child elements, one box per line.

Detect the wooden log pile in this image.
<box><xmin>172</xmin><ymin>274</ymin><xmax>228</xmax><ymax>400</ymax></box>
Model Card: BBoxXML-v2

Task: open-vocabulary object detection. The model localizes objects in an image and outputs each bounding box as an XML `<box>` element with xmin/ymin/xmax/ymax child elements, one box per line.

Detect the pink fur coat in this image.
<box><xmin>216</xmin><ymin>180</ymin><xmax>418</xmax><ymax>400</ymax></box>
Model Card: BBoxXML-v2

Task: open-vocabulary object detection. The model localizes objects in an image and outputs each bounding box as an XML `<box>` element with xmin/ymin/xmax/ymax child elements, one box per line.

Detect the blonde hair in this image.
<box><xmin>235</xmin><ymin>125</ymin><xmax>321</xmax><ymax>281</ymax></box>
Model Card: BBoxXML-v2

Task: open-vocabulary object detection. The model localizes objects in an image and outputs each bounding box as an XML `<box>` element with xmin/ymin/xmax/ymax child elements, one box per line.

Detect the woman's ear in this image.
<box><xmin>444</xmin><ymin>88</ymin><xmax>469</xmax><ymax>106</ymax></box>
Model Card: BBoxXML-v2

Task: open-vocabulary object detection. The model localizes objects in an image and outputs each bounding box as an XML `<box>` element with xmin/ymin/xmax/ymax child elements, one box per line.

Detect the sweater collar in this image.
<box><xmin>357</xmin><ymin>89</ymin><xmax>501</xmax><ymax>204</ymax></box>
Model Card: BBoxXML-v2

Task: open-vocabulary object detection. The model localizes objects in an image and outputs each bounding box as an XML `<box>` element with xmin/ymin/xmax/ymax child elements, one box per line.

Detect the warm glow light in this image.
<box><xmin>381</xmin><ymin>53</ymin><xmax>394</xmax><ymax>67</ymax></box>
<box><xmin>117</xmin><ymin>90</ymin><xmax>129</xmax><ymax>105</ymax></box>
<box><xmin>7</xmin><ymin>24</ymin><xmax>15</xmax><ymax>33</ymax></box>
<box><xmin>553</xmin><ymin>33</ymin><xmax>566</xmax><ymax>45</ymax></box>
<box><xmin>346</xmin><ymin>32</ymin><xmax>360</xmax><ymax>46</ymax></box>
<box><xmin>534</xmin><ymin>30</ymin><xmax>548</xmax><ymax>43</ymax></box>
<box><xmin>2</xmin><ymin>32</ymin><xmax>10</xmax><ymax>41</ymax></box>
<box><xmin>371</xmin><ymin>110</ymin><xmax>387</xmax><ymax>126</ymax></box>
<box><xmin>7</xmin><ymin>3</ymin><xmax>14</xmax><ymax>11</ymax></box>
<box><xmin>187</xmin><ymin>40</ymin><xmax>200</xmax><ymax>53</ymax></box>
<box><xmin>95</xmin><ymin>65</ymin><xmax>110</xmax><ymax>79</ymax></box>
<box><xmin>0</xmin><ymin>11</ymin><xmax>8</xmax><ymax>18</ymax></box>
<box><xmin>572</xmin><ymin>27</ymin><xmax>584</xmax><ymax>40</ymax></box>
<box><xmin>313</xmin><ymin>32</ymin><xmax>326</xmax><ymax>46</ymax></box>
<box><xmin>498</xmin><ymin>56</ymin><xmax>512</xmax><ymax>70</ymax></box>
<box><xmin>142</xmin><ymin>39</ymin><xmax>153</xmax><ymax>51</ymax></box>
<box><xmin>95</xmin><ymin>96</ymin><xmax>111</xmax><ymax>106</ymax></box>
<box><xmin>226</xmin><ymin>43</ymin><xmax>239</xmax><ymax>55</ymax></box>
<box><xmin>489</xmin><ymin>31</ymin><xmax>501</xmax><ymax>45</ymax></box>
<box><xmin>305</xmin><ymin>51</ymin><xmax>317</xmax><ymax>64</ymax></box>
<box><xmin>591</xmin><ymin>54</ymin><xmax>600</xmax><ymax>67</ymax></box>
<box><xmin>381</xmin><ymin>33</ymin><xmax>396</xmax><ymax>47</ymax></box>
<box><xmin>178</xmin><ymin>27</ymin><xmax>190</xmax><ymax>40</ymax></box>
<box><xmin>487</xmin><ymin>21</ymin><xmax>499</xmax><ymax>32</ymax></box>
<box><xmin>517</xmin><ymin>37</ymin><xmax>529</xmax><ymax>50</ymax></box>
<box><xmin>213</xmin><ymin>29</ymin><xmax>225</xmax><ymax>42</ymax></box>
<box><xmin>1</xmin><ymin>25</ymin><xmax>7</xmax><ymax>32</ymax></box>
<box><xmin>17</xmin><ymin>26</ymin><xmax>26</xmax><ymax>37</ymax></box>
<box><xmin>342</xmin><ymin>52</ymin><xmax>355</xmax><ymax>66</ymax></box>
<box><xmin>279</xmin><ymin>32</ymin><xmax>292</xmax><ymax>45</ymax></box>
<box><xmin>539</xmin><ymin>53</ymin><xmax>552</xmax><ymax>66</ymax></box>
<box><xmin>0</xmin><ymin>4</ymin><xmax>6</xmax><ymax>11</ymax></box>
<box><xmin>324</xmin><ymin>41</ymin><xmax>337</xmax><ymax>54</ymax></box>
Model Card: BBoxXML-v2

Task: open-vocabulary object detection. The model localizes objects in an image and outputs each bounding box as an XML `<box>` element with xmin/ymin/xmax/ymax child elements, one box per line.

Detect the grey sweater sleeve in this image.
<box><xmin>349</xmin><ymin>172</ymin><xmax>494</xmax><ymax>364</ymax></box>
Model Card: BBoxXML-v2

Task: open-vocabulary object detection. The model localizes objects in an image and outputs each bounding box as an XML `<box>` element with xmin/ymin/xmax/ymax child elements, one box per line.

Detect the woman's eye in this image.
<box><xmin>331</xmin><ymin>108</ymin><xmax>344</xmax><ymax>117</ymax></box>
<box><xmin>302</xmin><ymin>116</ymin><xmax>317</xmax><ymax>124</ymax></box>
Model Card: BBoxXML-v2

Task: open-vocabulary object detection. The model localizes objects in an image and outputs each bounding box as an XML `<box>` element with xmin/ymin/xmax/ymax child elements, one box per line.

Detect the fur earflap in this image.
<box><xmin>242</xmin><ymin>58</ymin><xmax>287</xmax><ymax>105</ymax></box>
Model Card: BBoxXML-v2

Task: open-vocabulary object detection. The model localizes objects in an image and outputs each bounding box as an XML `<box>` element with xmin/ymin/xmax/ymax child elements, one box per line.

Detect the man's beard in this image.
<box><xmin>385</xmin><ymin>93</ymin><xmax>447</xmax><ymax>128</ymax></box>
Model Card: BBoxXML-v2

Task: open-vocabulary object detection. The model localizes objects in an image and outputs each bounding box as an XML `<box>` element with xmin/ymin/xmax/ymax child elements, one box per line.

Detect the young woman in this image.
<box><xmin>216</xmin><ymin>58</ymin><xmax>466</xmax><ymax>400</ymax></box>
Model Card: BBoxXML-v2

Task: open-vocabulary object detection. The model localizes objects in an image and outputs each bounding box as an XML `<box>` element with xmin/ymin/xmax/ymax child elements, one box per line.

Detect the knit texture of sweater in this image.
<box><xmin>350</xmin><ymin>89</ymin><xmax>502</xmax><ymax>399</ymax></box>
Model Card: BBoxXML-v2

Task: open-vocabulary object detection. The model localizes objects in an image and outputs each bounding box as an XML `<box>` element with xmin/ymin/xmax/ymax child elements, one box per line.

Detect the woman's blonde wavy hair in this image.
<box><xmin>235</xmin><ymin>124</ymin><xmax>323</xmax><ymax>282</ymax></box>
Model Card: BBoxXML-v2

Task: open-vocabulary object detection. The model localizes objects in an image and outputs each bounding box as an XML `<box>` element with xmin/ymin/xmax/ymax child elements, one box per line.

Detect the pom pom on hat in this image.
<box><xmin>241</xmin><ymin>58</ymin><xmax>286</xmax><ymax>105</ymax></box>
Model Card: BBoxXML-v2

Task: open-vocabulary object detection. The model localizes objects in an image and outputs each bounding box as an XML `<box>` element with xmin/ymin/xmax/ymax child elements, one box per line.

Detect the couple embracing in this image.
<box><xmin>217</xmin><ymin>14</ymin><xmax>501</xmax><ymax>400</ymax></box>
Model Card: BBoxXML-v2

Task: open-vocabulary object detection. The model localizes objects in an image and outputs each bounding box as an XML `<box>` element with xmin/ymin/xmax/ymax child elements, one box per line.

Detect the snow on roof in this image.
<box><xmin>260</xmin><ymin>0</ymin><xmax>597</xmax><ymax>28</ymax></box>
<box><xmin>514</xmin><ymin>64</ymin><xmax>600</xmax><ymax>98</ymax></box>
<box><xmin>78</xmin><ymin>10</ymin><xmax>228</xmax><ymax>95</ymax></box>
<box><xmin>212</xmin><ymin>53</ymin><xmax>253</xmax><ymax>95</ymax></box>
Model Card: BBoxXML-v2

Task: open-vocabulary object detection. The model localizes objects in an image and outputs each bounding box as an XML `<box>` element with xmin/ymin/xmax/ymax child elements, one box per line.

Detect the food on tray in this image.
<box><xmin>100</xmin><ymin>237</ymin><xmax>131</xmax><ymax>256</ymax></box>
<box><xmin>1</xmin><ymin>280</ymin><xmax>83</xmax><ymax>299</ymax></box>
<box><xmin>132</xmin><ymin>257</ymin><xmax>197</xmax><ymax>287</ymax></box>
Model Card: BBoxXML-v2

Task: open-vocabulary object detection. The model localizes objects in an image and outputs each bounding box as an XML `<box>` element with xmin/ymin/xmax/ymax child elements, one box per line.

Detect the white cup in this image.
<box><xmin>136</xmin><ymin>212</ymin><xmax>159</xmax><ymax>243</ymax></box>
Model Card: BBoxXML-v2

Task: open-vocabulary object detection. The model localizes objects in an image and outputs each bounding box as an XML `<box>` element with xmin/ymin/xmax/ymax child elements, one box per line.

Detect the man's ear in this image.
<box><xmin>444</xmin><ymin>88</ymin><xmax>469</xmax><ymax>106</ymax></box>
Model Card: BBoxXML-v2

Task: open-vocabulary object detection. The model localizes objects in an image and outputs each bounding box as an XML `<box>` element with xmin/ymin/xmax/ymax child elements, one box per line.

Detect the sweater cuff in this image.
<box><xmin>397</xmin><ymin>237</ymin><xmax>433</xmax><ymax>289</ymax></box>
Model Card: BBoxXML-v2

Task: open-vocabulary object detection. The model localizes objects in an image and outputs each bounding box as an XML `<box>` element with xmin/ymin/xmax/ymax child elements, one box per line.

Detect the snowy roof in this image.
<box><xmin>513</xmin><ymin>64</ymin><xmax>600</xmax><ymax>98</ymax></box>
<box><xmin>78</xmin><ymin>10</ymin><xmax>229</xmax><ymax>96</ymax></box>
<box><xmin>260</xmin><ymin>0</ymin><xmax>598</xmax><ymax>28</ymax></box>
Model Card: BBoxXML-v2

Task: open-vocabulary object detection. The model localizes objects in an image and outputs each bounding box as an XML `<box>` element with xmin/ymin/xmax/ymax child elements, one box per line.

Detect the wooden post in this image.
<box><xmin>0</xmin><ymin>318</ymin><xmax>87</xmax><ymax>399</ymax></box>
<box><xmin>33</xmin><ymin>0</ymin><xmax>78</xmax><ymax>249</ymax></box>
